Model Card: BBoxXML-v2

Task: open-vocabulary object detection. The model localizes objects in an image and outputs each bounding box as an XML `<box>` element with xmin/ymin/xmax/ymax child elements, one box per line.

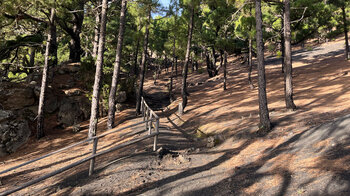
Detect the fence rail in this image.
<box><xmin>0</xmin><ymin>97</ymin><xmax>159</xmax><ymax>196</ymax></box>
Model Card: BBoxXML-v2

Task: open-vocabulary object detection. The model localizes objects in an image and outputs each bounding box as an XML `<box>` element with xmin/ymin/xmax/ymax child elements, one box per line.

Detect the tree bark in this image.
<box><xmin>342</xmin><ymin>6</ymin><xmax>349</xmax><ymax>60</ymax></box>
<box><xmin>169</xmin><ymin>34</ymin><xmax>176</xmax><ymax>100</ymax></box>
<box><xmin>29</xmin><ymin>48</ymin><xmax>35</xmax><ymax>67</ymax></box>
<box><xmin>58</xmin><ymin>0</ymin><xmax>84</xmax><ymax>62</ymax></box>
<box><xmin>37</xmin><ymin>8</ymin><xmax>55</xmax><ymax>139</ymax></box>
<box><xmin>281</xmin><ymin>12</ymin><xmax>285</xmax><ymax>73</ymax></box>
<box><xmin>92</xmin><ymin>0</ymin><xmax>101</xmax><ymax>58</ymax></box>
<box><xmin>88</xmin><ymin>0</ymin><xmax>108</xmax><ymax>138</ymax></box>
<box><xmin>49</xmin><ymin>15</ymin><xmax>57</xmax><ymax>67</ymax></box>
<box><xmin>182</xmin><ymin>6</ymin><xmax>194</xmax><ymax>111</ymax></box>
<box><xmin>134</xmin><ymin>38</ymin><xmax>140</xmax><ymax>75</ymax></box>
<box><xmin>284</xmin><ymin>0</ymin><xmax>297</xmax><ymax>110</ymax></box>
<box><xmin>223</xmin><ymin>51</ymin><xmax>227</xmax><ymax>91</ymax></box>
<box><xmin>248</xmin><ymin>37</ymin><xmax>254</xmax><ymax>89</ymax></box>
<box><xmin>255</xmin><ymin>0</ymin><xmax>271</xmax><ymax>132</ymax></box>
<box><xmin>136</xmin><ymin>8</ymin><xmax>151</xmax><ymax>115</ymax></box>
<box><xmin>175</xmin><ymin>56</ymin><xmax>178</xmax><ymax>76</ymax></box>
<box><xmin>107</xmin><ymin>0</ymin><xmax>127</xmax><ymax>130</ymax></box>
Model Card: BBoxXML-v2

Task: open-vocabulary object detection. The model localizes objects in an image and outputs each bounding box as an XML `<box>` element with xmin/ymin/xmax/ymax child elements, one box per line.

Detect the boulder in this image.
<box><xmin>60</xmin><ymin>62</ymin><xmax>80</xmax><ymax>74</ymax></box>
<box><xmin>0</xmin><ymin>110</ymin><xmax>14</xmax><ymax>123</ymax></box>
<box><xmin>0</xmin><ymin>119</ymin><xmax>31</xmax><ymax>157</ymax></box>
<box><xmin>0</xmin><ymin>83</ymin><xmax>35</xmax><ymax>110</ymax></box>
<box><xmin>58</xmin><ymin>99</ymin><xmax>83</xmax><ymax>127</ymax></box>
<box><xmin>116</xmin><ymin>91</ymin><xmax>127</xmax><ymax>103</ymax></box>
<box><xmin>58</xmin><ymin>96</ymin><xmax>90</xmax><ymax>127</ymax></box>
<box><xmin>33</xmin><ymin>86</ymin><xmax>58</xmax><ymax>113</ymax></box>
<box><xmin>45</xmin><ymin>93</ymin><xmax>59</xmax><ymax>114</ymax></box>
<box><xmin>29</xmin><ymin>81</ymin><xmax>37</xmax><ymax>86</ymax></box>
<box><xmin>115</xmin><ymin>103</ymin><xmax>125</xmax><ymax>112</ymax></box>
<box><xmin>64</xmin><ymin>88</ymin><xmax>82</xmax><ymax>97</ymax></box>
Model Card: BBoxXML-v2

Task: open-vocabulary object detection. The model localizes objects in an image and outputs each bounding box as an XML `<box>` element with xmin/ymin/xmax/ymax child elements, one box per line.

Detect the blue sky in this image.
<box><xmin>159</xmin><ymin>0</ymin><xmax>170</xmax><ymax>7</ymax></box>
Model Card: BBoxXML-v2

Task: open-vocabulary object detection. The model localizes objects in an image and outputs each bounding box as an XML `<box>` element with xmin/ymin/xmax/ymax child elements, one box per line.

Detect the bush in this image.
<box><xmin>276</xmin><ymin>51</ymin><xmax>282</xmax><ymax>58</ymax></box>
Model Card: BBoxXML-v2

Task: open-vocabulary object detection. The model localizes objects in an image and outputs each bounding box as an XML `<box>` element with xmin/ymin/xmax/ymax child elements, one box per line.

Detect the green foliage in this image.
<box><xmin>276</xmin><ymin>51</ymin><xmax>282</xmax><ymax>58</ymax></box>
<box><xmin>7</xmin><ymin>72</ymin><xmax>27</xmax><ymax>82</ymax></box>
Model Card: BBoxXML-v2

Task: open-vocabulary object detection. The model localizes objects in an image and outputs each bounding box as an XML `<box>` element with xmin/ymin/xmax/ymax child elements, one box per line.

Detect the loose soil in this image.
<box><xmin>1</xmin><ymin>37</ymin><xmax>350</xmax><ymax>195</ymax></box>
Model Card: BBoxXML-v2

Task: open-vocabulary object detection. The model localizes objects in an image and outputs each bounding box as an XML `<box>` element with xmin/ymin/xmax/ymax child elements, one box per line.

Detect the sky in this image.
<box><xmin>159</xmin><ymin>0</ymin><xmax>171</xmax><ymax>7</ymax></box>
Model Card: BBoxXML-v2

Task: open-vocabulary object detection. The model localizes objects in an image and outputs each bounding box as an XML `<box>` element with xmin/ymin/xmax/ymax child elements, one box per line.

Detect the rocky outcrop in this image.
<box><xmin>58</xmin><ymin>96</ymin><xmax>90</xmax><ymax>128</ymax></box>
<box><xmin>0</xmin><ymin>110</ymin><xmax>31</xmax><ymax>157</ymax></box>
<box><xmin>0</xmin><ymin>61</ymin><xmax>91</xmax><ymax>156</ymax></box>
<box><xmin>59</xmin><ymin>62</ymin><xmax>80</xmax><ymax>74</ymax></box>
<box><xmin>0</xmin><ymin>83</ymin><xmax>35</xmax><ymax>110</ymax></box>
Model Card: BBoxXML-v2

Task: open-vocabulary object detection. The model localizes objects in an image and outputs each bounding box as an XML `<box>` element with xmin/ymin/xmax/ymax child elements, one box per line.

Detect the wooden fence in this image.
<box><xmin>0</xmin><ymin>97</ymin><xmax>159</xmax><ymax>196</ymax></box>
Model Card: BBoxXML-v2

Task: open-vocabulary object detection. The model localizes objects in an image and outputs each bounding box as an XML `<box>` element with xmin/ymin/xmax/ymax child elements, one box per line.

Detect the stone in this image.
<box><xmin>0</xmin><ymin>110</ymin><xmax>13</xmax><ymax>123</ymax></box>
<box><xmin>0</xmin><ymin>83</ymin><xmax>35</xmax><ymax>110</ymax></box>
<box><xmin>64</xmin><ymin>88</ymin><xmax>82</xmax><ymax>97</ymax></box>
<box><xmin>207</xmin><ymin>136</ymin><xmax>216</xmax><ymax>148</ymax></box>
<box><xmin>0</xmin><ymin>119</ymin><xmax>31</xmax><ymax>157</ymax></box>
<box><xmin>72</xmin><ymin>124</ymin><xmax>81</xmax><ymax>133</ymax></box>
<box><xmin>206</xmin><ymin>135</ymin><xmax>223</xmax><ymax>148</ymax></box>
<box><xmin>45</xmin><ymin>93</ymin><xmax>59</xmax><ymax>114</ymax></box>
<box><xmin>0</xmin><ymin>148</ymin><xmax>7</xmax><ymax>157</ymax></box>
<box><xmin>60</xmin><ymin>62</ymin><xmax>81</xmax><ymax>73</ymax></box>
<box><xmin>116</xmin><ymin>91</ymin><xmax>127</xmax><ymax>103</ymax></box>
<box><xmin>115</xmin><ymin>103</ymin><xmax>125</xmax><ymax>112</ymax></box>
<box><xmin>58</xmin><ymin>97</ymin><xmax>90</xmax><ymax>127</ymax></box>
<box><xmin>29</xmin><ymin>81</ymin><xmax>37</xmax><ymax>85</ymax></box>
<box><xmin>58</xmin><ymin>69</ymin><xmax>65</xmax><ymax>75</ymax></box>
<box><xmin>58</xmin><ymin>99</ymin><xmax>84</xmax><ymax>127</ymax></box>
<box><xmin>178</xmin><ymin>154</ymin><xmax>191</xmax><ymax>163</ymax></box>
<box><xmin>33</xmin><ymin>86</ymin><xmax>41</xmax><ymax>97</ymax></box>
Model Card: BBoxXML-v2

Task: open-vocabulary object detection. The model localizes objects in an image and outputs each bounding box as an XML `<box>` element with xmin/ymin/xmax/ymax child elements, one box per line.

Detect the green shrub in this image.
<box><xmin>8</xmin><ymin>72</ymin><xmax>27</xmax><ymax>82</ymax></box>
<box><xmin>276</xmin><ymin>51</ymin><xmax>282</xmax><ymax>58</ymax></box>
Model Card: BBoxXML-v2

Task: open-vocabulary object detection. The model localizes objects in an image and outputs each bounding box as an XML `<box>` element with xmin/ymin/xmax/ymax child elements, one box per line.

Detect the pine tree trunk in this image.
<box><xmin>255</xmin><ymin>0</ymin><xmax>271</xmax><ymax>132</ymax></box>
<box><xmin>223</xmin><ymin>51</ymin><xmax>227</xmax><ymax>91</ymax></box>
<box><xmin>49</xmin><ymin>16</ymin><xmax>57</xmax><ymax>67</ymax></box>
<box><xmin>342</xmin><ymin>6</ymin><xmax>349</xmax><ymax>60</ymax></box>
<box><xmin>219</xmin><ymin>50</ymin><xmax>223</xmax><ymax>72</ymax></box>
<box><xmin>175</xmin><ymin>57</ymin><xmax>178</xmax><ymax>76</ymax></box>
<box><xmin>68</xmin><ymin>1</ymin><xmax>84</xmax><ymax>62</ymax></box>
<box><xmin>169</xmin><ymin>34</ymin><xmax>176</xmax><ymax>100</ymax></box>
<box><xmin>136</xmin><ymin>8</ymin><xmax>151</xmax><ymax>115</ymax></box>
<box><xmin>107</xmin><ymin>0</ymin><xmax>128</xmax><ymax>130</ymax></box>
<box><xmin>134</xmin><ymin>39</ymin><xmax>140</xmax><ymax>75</ymax></box>
<box><xmin>92</xmin><ymin>0</ymin><xmax>101</xmax><ymax>58</ymax></box>
<box><xmin>281</xmin><ymin>13</ymin><xmax>285</xmax><ymax>73</ymax></box>
<box><xmin>88</xmin><ymin>0</ymin><xmax>108</xmax><ymax>138</ymax></box>
<box><xmin>181</xmin><ymin>6</ymin><xmax>194</xmax><ymax>111</ymax></box>
<box><xmin>284</xmin><ymin>0</ymin><xmax>297</xmax><ymax>110</ymax></box>
<box><xmin>248</xmin><ymin>37</ymin><xmax>254</xmax><ymax>89</ymax></box>
<box><xmin>29</xmin><ymin>48</ymin><xmax>35</xmax><ymax>67</ymax></box>
<box><xmin>37</xmin><ymin>8</ymin><xmax>55</xmax><ymax>139</ymax></box>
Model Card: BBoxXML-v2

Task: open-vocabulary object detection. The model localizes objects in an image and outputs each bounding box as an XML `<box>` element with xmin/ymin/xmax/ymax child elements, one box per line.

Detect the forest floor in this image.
<box><xmin>1</xmin><ymin>37</ymin><xmax>350</xmax><ymax>195</ymax></box>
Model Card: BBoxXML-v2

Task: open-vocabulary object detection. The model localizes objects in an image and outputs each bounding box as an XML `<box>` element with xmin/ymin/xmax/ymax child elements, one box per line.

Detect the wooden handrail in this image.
<box><xmin>0</xmin><ymin>133</ymin><xmax>158</xmax><ymax>196</ymax></box>
<box><xmin>0</xmin><ymin>96</ymin><xmax>160</xmax><ymax>196</ymax></box>
<box><xmin>0</xmin><ymin>119</ymin><xmax>151</xmax><ymax>176</ymax></box>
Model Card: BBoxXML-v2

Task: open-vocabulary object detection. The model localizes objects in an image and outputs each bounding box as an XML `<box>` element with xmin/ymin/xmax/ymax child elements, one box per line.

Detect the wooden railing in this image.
<box><xmin>0</xmin><ymin>97</ymin><xmax>159</xmax><ymax>196</ymax></box>
<box><xmin>140</xmin><ymin>96</ymin><xmax>160</xmax><ymax>151</ymax></box>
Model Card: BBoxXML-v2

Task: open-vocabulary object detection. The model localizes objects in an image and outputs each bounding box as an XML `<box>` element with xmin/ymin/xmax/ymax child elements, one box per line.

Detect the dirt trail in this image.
<box><xmin>1</xmin><ymin>38</ymin><xmax>350</xmax><ymax>195</ymax></box>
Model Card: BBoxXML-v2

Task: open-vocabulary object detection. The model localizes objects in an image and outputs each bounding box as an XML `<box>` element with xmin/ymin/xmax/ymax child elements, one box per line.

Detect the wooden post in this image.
<box><xmin>89</xmin><ymin>138</ymin><xmax>98</xmax><ymax>176</ymax></box>
<box><xmin>153</xmin><ymin>117</ymin><xmax>159</xmax><ymax>151</ymax></box>
<box><xmin>141</xmin><ymin>97</ymin><xmax>144</xmax><ymax>117</ymax></box>
<box><xmin>148</xmin><ymin>112</ymin><xmax>152</xmax><ymax>135</ymax></box>
<box><xmin>178</xmin><ymin>103</ymin><xmax>183</xmax><ymax>115</ymax></box>
<box><xmin>145</xmin><ymin>108</ymin><xmax>149</xmax><ymax>130</ymax></box>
